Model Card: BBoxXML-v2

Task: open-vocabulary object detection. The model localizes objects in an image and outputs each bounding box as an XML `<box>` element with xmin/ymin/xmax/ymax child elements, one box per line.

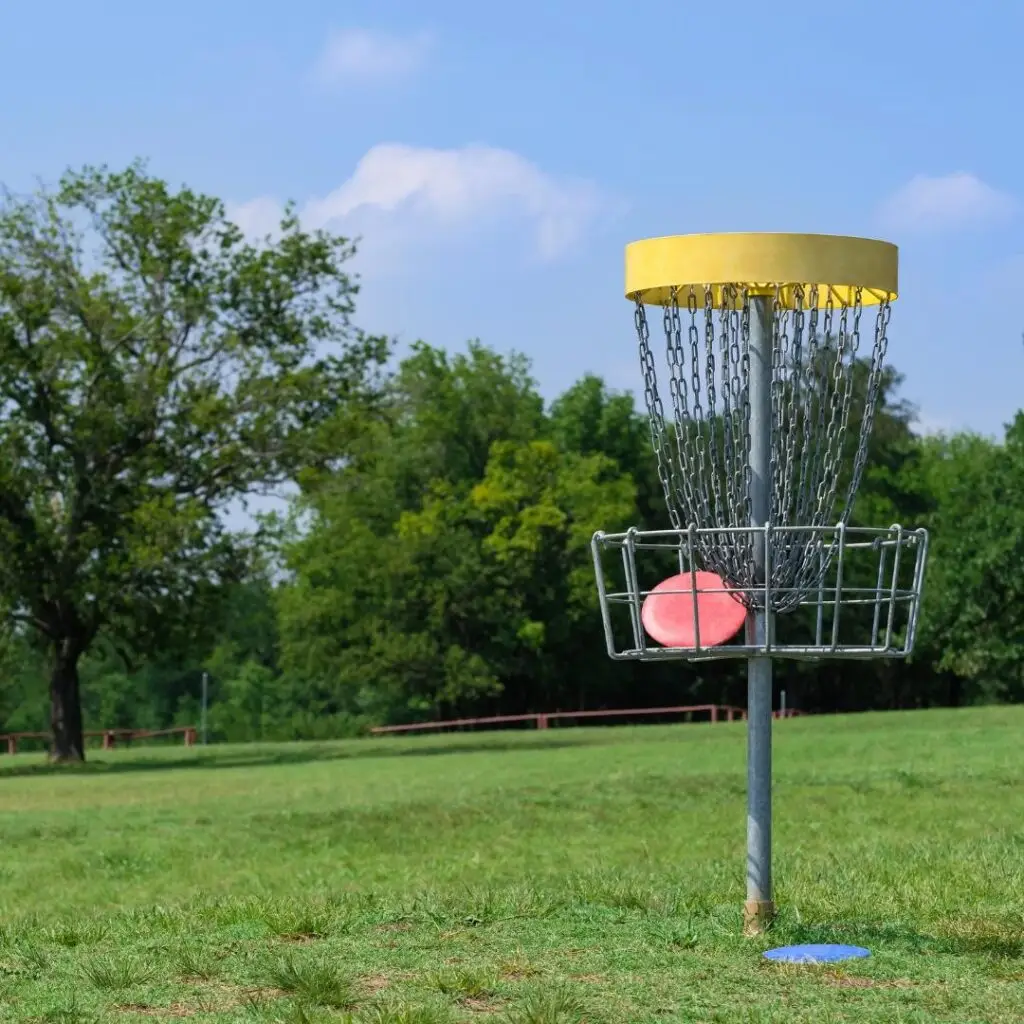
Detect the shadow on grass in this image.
<box><xmin>781</xmin><ymin>919</ymin><xmax>1024</xmax><ymax>959</ymax></box>
<box><xmin>0</xmin><ymin>733</ymin><xmax>610</xmax><ymax>779</ymax></box>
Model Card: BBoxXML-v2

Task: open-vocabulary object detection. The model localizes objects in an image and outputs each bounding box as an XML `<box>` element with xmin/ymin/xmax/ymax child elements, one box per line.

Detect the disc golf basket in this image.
<box><xmin>591</xmin><ymin>233</ymin><xmax>929</xmax><ymax>935</ymax></box>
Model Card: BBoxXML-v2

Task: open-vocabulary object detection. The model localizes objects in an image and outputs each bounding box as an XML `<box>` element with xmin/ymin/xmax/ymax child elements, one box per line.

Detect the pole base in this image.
<box><xmin>743</xmin><ymin>899</ymin><xmax>776</xmax><ymax>936</ymax></box>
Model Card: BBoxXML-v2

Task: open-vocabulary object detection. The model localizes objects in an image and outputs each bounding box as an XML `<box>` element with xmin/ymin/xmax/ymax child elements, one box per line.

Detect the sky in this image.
<box><xmin>1</xmin><ymin>0</ymin><xmax>1022</xmax><ymax>441</ymax></box>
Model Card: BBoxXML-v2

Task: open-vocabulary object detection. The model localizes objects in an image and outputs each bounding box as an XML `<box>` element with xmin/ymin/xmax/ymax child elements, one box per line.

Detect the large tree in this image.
<box><xmin>277</xmin><ymin>343</ymin><xmax>639</xmax><ymax>723</ymax></box>
<box><xmin>0</xmin><ymin>163</ymin><xmax>388</xmax><ymax>760</ymax></box>
<box><xmin>914</xmin><ymin>418</ymin><xmax>1024</xmax><ymax>703</ymax></box>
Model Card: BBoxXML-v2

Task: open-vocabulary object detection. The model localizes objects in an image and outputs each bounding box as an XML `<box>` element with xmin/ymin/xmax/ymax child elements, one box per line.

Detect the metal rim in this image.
<box><xmin>624</xmin><ymin>232</ymin><xmax>898</xmax><ymax>308</ymax></box>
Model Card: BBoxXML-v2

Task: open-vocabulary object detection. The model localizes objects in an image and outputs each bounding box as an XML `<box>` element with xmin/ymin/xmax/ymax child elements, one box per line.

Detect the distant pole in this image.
<box><xmin>780</xmin><ymin>690</ymin><xmax>787</xmax><ymax>718</ymax></box>
<box><xmin>201</xmin><ymin>672</ymin><xmax>209</xmax><ymax>746</ymax></box>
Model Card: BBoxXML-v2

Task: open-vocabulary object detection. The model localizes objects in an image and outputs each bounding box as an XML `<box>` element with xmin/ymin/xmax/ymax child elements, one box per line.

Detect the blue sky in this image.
<box><xmin>2</xmin><ymin>0</ymin><xmax>1022</xmax><ymax>438</ymax></box>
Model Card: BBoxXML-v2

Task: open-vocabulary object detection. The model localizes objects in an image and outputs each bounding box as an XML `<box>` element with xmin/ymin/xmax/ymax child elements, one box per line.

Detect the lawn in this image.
<box><xmin>0</xmin><ymin>706</ymin><xmax>1022</xmax><ymax>1022</ymax></box>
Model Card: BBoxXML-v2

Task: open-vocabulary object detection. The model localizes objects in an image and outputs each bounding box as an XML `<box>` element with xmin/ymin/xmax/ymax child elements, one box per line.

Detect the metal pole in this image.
<box><xmin>744</xmin><ymin>295</ymin><xmax>775</xmax><ymax>936</ymax></box>
<box><xmin>201</xmin><ymin>672</ymin><xmax>209</xmax><ymax>746</ymax></box>
<box><xmin>780</xmin><ymin>689</ymin><xmax>787</xmax><ymax>718</ymax></box>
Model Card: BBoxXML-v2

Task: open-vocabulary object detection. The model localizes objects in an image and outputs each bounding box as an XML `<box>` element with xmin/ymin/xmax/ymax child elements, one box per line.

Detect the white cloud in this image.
<box><xmin>312</xmin><ymin>28</ymin><xmax>431</xmax><ymax>86</ymax></box>
<box><xmin>224</xmin><ymin>196</ymin><xmax>284</xmax><ymax>240</ymax></box>
<box><xmin>877</xmin><ymin>172</ymin><xmax>1017</xmax><ymax>233</ymax></box>
<box><xmin>229</xmin><ymin>143</ymin><xmax>606</xmax><ymax>262</ymax></box>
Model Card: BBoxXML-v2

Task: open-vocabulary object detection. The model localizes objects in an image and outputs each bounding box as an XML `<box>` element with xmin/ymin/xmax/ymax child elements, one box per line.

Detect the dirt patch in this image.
<box><xmin>822</xmin><ymin>971</ymin><xmax>916</xmax><ymax>990</ymax></box>
<box><xmin>462</xmin><ymin>996</ymin><xmax>503</xmax><ymax>1013</ymax></box>
<box><xmin>114</xmin><ymin>1003</ymin><xmax>197</xmax><ymax>1018</ymax></box>
<box><xmin>499</xmin><ymin>955</ymin><xmax>542</xmax><ymax>980</ymax></box>
<box><xmin>376</xmin><ymin>921</ymin><xmax>413</xmax><ymax>933</ymax></box>
<box><xmin>238</xmin><ymin>985</ymin><xmax>287</xmax><ymax>999</ymax></box>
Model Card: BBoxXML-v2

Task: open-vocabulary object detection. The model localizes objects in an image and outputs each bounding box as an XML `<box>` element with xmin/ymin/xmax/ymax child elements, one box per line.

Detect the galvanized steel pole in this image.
<box><xmin>744</xmin><ymin>295</ymin><xmax>775</xmax><ymax>935</ymax></box>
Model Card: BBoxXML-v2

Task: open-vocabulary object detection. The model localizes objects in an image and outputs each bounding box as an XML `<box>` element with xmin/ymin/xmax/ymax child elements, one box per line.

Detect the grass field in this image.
<box><xmin>0</xmin><ymin>706</ymin><xmax>1022</xmax><ymax>1022</ymax></box>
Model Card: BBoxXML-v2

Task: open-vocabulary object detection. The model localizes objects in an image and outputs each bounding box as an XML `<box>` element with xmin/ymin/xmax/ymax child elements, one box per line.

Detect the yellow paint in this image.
<box><xmin>625</xmin><ymin>232</ymin><xmax>898</xmax><ymax>308</ymax></box>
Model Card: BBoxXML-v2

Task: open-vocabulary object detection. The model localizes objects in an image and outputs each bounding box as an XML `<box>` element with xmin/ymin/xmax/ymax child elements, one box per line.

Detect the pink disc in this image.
<box><xmin>641</xmin><ymin>571</ymin><xmax>746</xmax><ymax>648</ymax></box>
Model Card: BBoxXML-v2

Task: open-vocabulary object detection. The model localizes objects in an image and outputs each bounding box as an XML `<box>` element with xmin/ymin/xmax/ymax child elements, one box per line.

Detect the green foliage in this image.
<box><xmin>278</xmin><ymin>343</ymin><xmax>639</xmax><ymax>722</ymax></box>
<box><xmin>548</xmin><ymin>373</ymin><xmax>664</xmax><ymax>526</ymax></box>
<box><xmin>278</xmin><ymin>340</ymin><xmax>994</xmax><ymax>726</ymax></box>
<box><xmin>2</xmin><ymin>709</ymin><xmax>1024</xmax><ymax>1022</ymax></box>
<box><xmin>916</xmin><ymin>417</ymin><xmax>1024</xmax><ymax>700</ymax></box>
<box><xmin>0</xmin><ymin>161</ymin><xmax>388</xmax><ymax>755</ymax></box>
<box><xmin>0</xmin><ymin>174</ymin><xmax>1018</xmax><ymax>738</ymax></box>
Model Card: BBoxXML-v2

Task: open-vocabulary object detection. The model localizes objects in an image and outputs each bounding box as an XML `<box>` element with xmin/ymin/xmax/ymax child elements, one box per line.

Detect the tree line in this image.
<box><xmin>0</xmin><ymin>164</ymin><xmax>1018</xmax><ymax>759</ymax></box>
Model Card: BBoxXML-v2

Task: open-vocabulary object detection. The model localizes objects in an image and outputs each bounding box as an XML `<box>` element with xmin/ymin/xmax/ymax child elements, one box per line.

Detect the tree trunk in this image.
<box><xmin>50</xmin><ymin>637</ymin><xmax>85</xmax><ymax>762</ymax></box>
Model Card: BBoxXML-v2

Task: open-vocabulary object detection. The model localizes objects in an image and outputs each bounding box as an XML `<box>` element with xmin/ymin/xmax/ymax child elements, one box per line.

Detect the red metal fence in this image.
<box><xmin>371</xmin><ymin>703</ymin><xmax>803</xmax><ymax>735</ymax></box>
<box><xmin>0</xmin><ymin>706</ymin><xmax>805</xmax><ymax>751</ymax></box>
<box><xmin>0</xmin><ymin>725</ymin><xmax>197</xmax><ymax>755</ymax></box>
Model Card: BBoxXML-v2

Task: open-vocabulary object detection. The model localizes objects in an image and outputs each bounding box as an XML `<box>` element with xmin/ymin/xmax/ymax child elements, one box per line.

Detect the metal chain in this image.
<box><xmin>842</xmin><ymin>296</ymin><xmax>890</xmax><ymax>517</ymax></box>
<box><xmin>787</xmin><ymin>291</ymin><xmax>833</xmax><ymax>595</ymax></box>
<box><xmin>702</xmin><ymin>286</ymin><xmax>726</xmax><ymax>542</ymax></box>
<box><xmin>798</xmin><ymin>292</ymin><xmax>833</xmax><ymax>531</ymax></box>
<box><xmin>769</xmin><ymin>289</ymin><xmax>788</xmax><ymax>527</ymax></box>
<box><xmin>635</xmin><ymin>300</ymin><xmax>681</xmax><ymax>530</ymax></box>
<box><xmin>738</xmin><ymin>292</ymin><xmax>754</xmax><ymax>582</ymax></box>
<box><xmin>664</xmin><ymin>290</ymin><xmax>705</xmax><ymax>530</ymax></box>
<box><xmin>631</xmin><ymin>282</ymin><xmax>893</xmax><ymax>613</ymax></box>
<box><xmin>685</xmin><ymin>290</ymin><xmax>713</xmax><ymax>540</ymax></box>
<box><xmin>717</xmin><ymin>293</ymin><xmax>739</xmax><ymax>580</ymax></box>
<box><xmin>813</xmin><ymin>291</ymin><xmax>852</xmax><ymax>525</ymax></box>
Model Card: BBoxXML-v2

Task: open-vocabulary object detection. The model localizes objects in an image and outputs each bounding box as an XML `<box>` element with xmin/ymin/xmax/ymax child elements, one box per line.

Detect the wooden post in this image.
<box><xmin>536</xmin><ymin>714</ymin><xmax>549</xmax><ymax>730</ymax></box>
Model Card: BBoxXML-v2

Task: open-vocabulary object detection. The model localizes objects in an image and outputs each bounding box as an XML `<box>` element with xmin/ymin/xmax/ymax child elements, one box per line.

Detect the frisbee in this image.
<box><xmin>763</xmin><ymin>944</ymin><xmax>871</xmax><ymax>964</ymax></box>
<box><xmin>640</xmin><ymin>570</ymin><xmax>746</xmax><ymax>648</ymax></box>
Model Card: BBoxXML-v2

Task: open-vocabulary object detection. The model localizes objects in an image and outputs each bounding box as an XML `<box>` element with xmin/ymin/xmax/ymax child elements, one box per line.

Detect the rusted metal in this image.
<box><xmin>743</xmin><ymin>898</ymin><xmax>777</xmax><ymax>937</ymax></box>
<box><xmin>0</xmin><ymin>725</ymin><xmax>199</xmax><ymax>755</ymax></box>
<box><xmin>369</xmin><ymin>703</ymin><xmax>759</xmax><ymax>736</ymax></box>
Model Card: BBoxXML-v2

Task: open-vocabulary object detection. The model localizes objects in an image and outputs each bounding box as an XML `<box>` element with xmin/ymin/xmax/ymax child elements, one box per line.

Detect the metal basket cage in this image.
<box><xmin>592</xmin><ymin>523</ymin><xmax>928</xmax><ymax>661</ymax></box>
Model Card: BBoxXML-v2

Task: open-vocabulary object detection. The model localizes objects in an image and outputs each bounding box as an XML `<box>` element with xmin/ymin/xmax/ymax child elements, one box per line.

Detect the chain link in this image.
<box><xmin>843</xmin><ymin>296</ymin><xmax>889</xmax><ymax>515</ymax></box>
<box><xmin>631</xmin><ymin>282</ymin><xmax>892</xmax><ymax>612</ymax></box>
<box><xmin>635</xmin><ymin>300</ymin><xmax>681</xmax><ymax>530</ymax></box>
<box><xmin>664</xmin><ymin>290</ymin><xmax>704</xmax><ymax>529</ymax></box>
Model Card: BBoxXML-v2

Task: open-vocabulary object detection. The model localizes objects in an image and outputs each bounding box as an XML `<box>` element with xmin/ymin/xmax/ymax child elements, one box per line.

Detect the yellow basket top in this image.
<box><xmin>624</xmin><ymin>232</ymin><xmax>898</xmax><ymax>309</ymax></box>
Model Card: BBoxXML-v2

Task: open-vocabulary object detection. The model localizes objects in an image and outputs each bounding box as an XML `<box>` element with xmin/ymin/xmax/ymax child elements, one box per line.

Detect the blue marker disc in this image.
<box><xmin>763</xmin><ymin>943</ymin><xmax>870</xmax><ymax>964</ymax></box>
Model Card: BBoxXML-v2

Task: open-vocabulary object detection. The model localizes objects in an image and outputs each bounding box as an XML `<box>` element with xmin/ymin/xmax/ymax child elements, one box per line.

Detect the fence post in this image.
<box><xmin>201</xmin><ymin>672</ymin><xmax>209</xmax><ymax>746</ymax></box>
<box><xmin>6</xmin><ymin>736</ymin><xmax>15</xmax><ymax>755</ymax></box>
<box><xmin>536</xmin><ymin>714</ymin><xmax>549</xmax><ymax>730</ymax></box>
<box><xmin>711</xmin><ymin>706</ymin><xmax>719</xmax><ymax>723</ymax></box>
<box><xmin>184</xmin><ymin>727</ymin><xmax>196</xmax><ymax>747</ymax></box>
<box><xmin>103</xmin><ymin>731</ymin><xmax>115</xmax><ymax>750</ymax></box>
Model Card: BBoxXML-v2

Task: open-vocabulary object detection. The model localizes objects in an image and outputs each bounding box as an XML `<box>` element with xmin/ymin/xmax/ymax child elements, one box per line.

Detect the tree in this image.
<box><xmin>279</xmin><ymin>435</ymin><xmax>636</xmax><ymax>723</ymax></box>
<box><xmin>915</xmin><ymin>418</ymin><xmax>1024</xmax><ymax>703</ymax></box>
<box><xmin>278</xmin><ymin>342</ymin><xmax>640</xmax><ymax>724</ymax></box>
<box><xmin>548</xmin><ymin>374</ymin><xmax>665</xmax><ymax>528</ymax></box>
<box><xmin>0</xmin><ymin>163</ymin><xmax>388</xmax><ymax>760</ymax></box>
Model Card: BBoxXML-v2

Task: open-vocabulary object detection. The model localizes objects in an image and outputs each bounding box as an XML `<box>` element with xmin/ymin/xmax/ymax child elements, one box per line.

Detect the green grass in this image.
<box><xmin>0</xmin><ymin>706</ymin><xmax>1022</xmax><ymax>1021</ymax></box>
